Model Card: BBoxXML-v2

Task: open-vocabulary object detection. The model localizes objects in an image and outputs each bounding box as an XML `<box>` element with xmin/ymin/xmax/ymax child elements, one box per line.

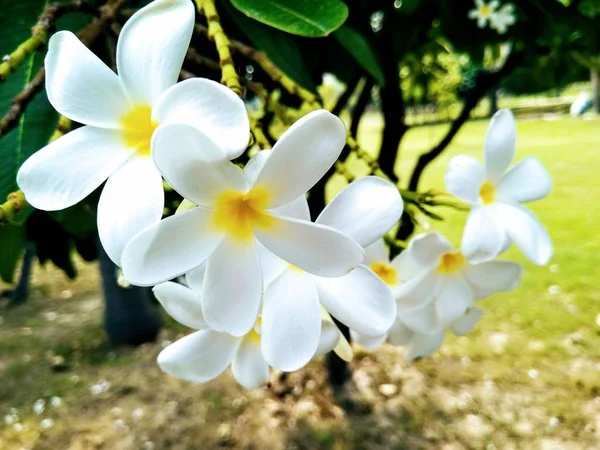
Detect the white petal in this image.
<box><xmin>97</xmin><ymin>157</ymin><xmax>163</xmax><ymax>266</ymax></box>
<box><xmin>255</xmin><ymin>215</ymin><xmax>364</xmax><ymax>277</ymax></box>
<box><xmin>484</xmin><ymin>109</ymin><xmax>516</xmax><ymax>183</ymax></box>
<box><xmin>316</xmin><ymin>176</ymin><xmax>403</xmax><ymax>247</ymax></box>
<box><xmin>122</xmin><ymin>206</ymin><xmax>224</xmax><ymax>286</ymax></box>
<box><xmin>389</xmin><ymin>250</ymin><xmax>427</xmax><ymax>284</ymax></box>
<box><xmin>231</xmin><ymin>337</ymin><xmax>270</xmax><ymax>389</ymax></box>
<box><xmin>202</xmin><ymin>238</ymin><xmax>263</xmax><ymax>337</ymax></box>
<box><xmin>157</xmin><ymin>329</ymin><xmax>239</xmax><ymax>382</ymax></box>
<box><xmin>315</xmin><ymin>320</ymin><xmax>341</xmax><ymax>356</ymax></box>
<box><xmin>450</xmin><ymin>307</ymin><xmax>484</xmax><ymax>336</ymax></box>
<box><xmin>154</xmin><ymin>78</ymin><xmax>250</xmax><ymax>159</ymax></box>
<box><xmin>271</xmin><ymin>195</ymin><xmax>311</xmax><ymax>221</ymax></box>
<box><xmin>462</xmin><ymin>261</ymin><xmax>523</xmax><ymax>299</ymax></box>
<box><xmin>315</xmin><ymin>265</ymin><xmax>396</xmax><ymax>337</ymax></box>
<box><xmin>435</xmin><ymin>275</ymin><xmax>474</xmax><ymax>329</ymax></box>
<box><xmin>45</xmin><ymin>31</ymin><xmax>129</xmax><ymax>128</ymax></box>
<box><xmin>406</xmin><ymin>232</ymin><xmax>454</xmax><ymax>268</ymax></box>
<box><xmin>152</xmin><ymin>282</ymin><xmax>205</xmax><ymax>329</ymax></box>
<box><xmin>497</xmin><ymin>156</ymin><xmax>552</xmax><ymax>203</ymax></box>
<box><xmin>444</xmin><ymin>155</ymin><xmax>485</xmax><ymax>204</ymax></box>
<box><xmin>152</xmin><ymin>123</ymin><xmax>248</xmax><ymax>206</ymax></box>
<box><xmin>387</xmin><ymin>319</ymin><xmax>414</xmax><ymax>346</ymax></box>
<box><xmin>257</xmin><ymin>243</ymin><xmax>287</xmax><ymax>286</ymax></box>
<box><xmin>185</xmin><ymin>263</ymin><xmax>206</xmax><ymax>295</ymax></box>
<box><xmin>395</xmin><ymin>269</ymin><xmax>439</xmax><ymax>310</ymax></box>
<box><xmin>364</xmin><ymin>239</ymin><xmax>389</xmax><ymax>266</ymax></box>
<box><xmin>252</xmin><ymin>110</ymin><xmax>346</xmax><ymax>208</ymax></box>
<box><xmin>17</xmin><ymin>126</ymin><xmax>131</xmax><ymax>211</ymax></box>
<box><xmin>244</xmin><ymin>150</ymin><xmax>271</xmax><ymax>185</ymax></box>
<box><xmin>261</xmin><ymin>270</ymin><xmax>321</xmax><ymax>371</ymax></box>
<box><xmin>117</xmin><ymin>0</ymin><xmax>194</xmax><ymax>105</ymax></box>
<box><xmin>461</xmin><ymin>206</ymin><xmax>505</xmax><ymax>264</ymax></box>
<box><xmin>404</xmin><ymin>332</ymin><xmax>444</xmax><ymax>361</ymax></box>
<box><xmin>350</xmin><ymin>330</ymin><xmax>387</xmax><ymax>349</ymax></box>
<box><xmin>399</xmin><ymin>303</ymin><xmax>439</xmax><ymax>335</ymax></box>
<box><xmin>489</xmin><ymin>203</ymin><xmax>553</xmax><ymax>265</ymax></box>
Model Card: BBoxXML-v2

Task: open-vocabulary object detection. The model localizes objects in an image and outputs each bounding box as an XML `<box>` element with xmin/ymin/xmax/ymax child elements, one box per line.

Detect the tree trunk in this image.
<box><xmin>325</xmin><ymin>319</ymin><xmax>351</xmax><ymax>386</ymax></box>
<box><xmin>488</xmin><ymin>88</ymin><xmax>499</xmax><ymax>117</ymax></box>
<box><xmin>9</xmin><ymin>241</ymin><xmax>35</xmax><ymax>305</ymax></box>
<box><xmin>97</xmin><ymin>239</ymin><xmax>162</xmax><ymax>346</ymax></box>
<box><xmin>591</xmin><ymin>68</ymin><xmax>600</xmax><ymax>114</ymax></box>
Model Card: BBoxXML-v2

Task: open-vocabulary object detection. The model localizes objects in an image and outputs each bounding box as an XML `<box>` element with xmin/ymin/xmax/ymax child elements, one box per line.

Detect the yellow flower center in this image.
<box><xmin>120</xmin><ymin>105</ymin><xmax>158</xmax><ymax>156</ymax></box>
<box><xmin>211</xmin><ymin>188</ymin><xmax>276</xmax><ymax>241</ymax></box>
<box><xmin>479</xmin><ymin>4</ymin><xmax>491</xmax><ymax>17</ymax></box>
<box><xmin>437</xmin><ymin>251</ymin><xmax>467</xmax><ymax>274</ymax></box>
<box><xmin>370</xmin><ymin>262</ymin><xmax>397</xmax><ymax>286</ymax></box>
<box><xmin>247</xmin><ymin>316</ymin><xmax>262</xmax><ymax>343</ymax></box>
<box><xmin>479</xmin><ymin>182</ymin><xmax>495</xmax><ymax>205</ymax></box>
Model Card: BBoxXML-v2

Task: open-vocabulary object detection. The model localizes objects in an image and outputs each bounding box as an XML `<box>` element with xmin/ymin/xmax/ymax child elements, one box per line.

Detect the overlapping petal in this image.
<box><xmin>484</xmin><ymin>109</ymin><xmax>516</xmax><ymax>183</ymax></box>
<box><xmin>122</xmin><ymin>206</ymin><xmax>224</xmax><ymax>286</ymax></box>
<box><xmin>154</xmin><ymin>78</ymin><xmax>250</xmax><ymax>159</ymax></box>
<box><xmin>252</xmin><ymin>110</ymin><xmax>346</xmax><ymax>208</ymax></box>
<box><xmin>462</xmin><ymin>261</ymin><xmax>523</xmax><ymax>299</ymax></box>
<box><xmin>450</xmin><ymin>307</ymin><xmax>484</xmax><ymax>336</ymax></box>
<box><xmin>231</xmin><ymin>338</ymin><xmax>270</xmax><ymax>389</ymax></box>
<box><xmin>152</xmin><ymin>124</ymin><xmax>247</xmax><ymax>206</ymax></box>
<box><xmin>117</xmin><ymin>0</ymin><xmax>194</xmax><ymax>105</ymax></box>
<box><xmin>315</xmin><ymin>321</ymin><xmax>341</xmax><ymax>357</ymax></box>
<box><xmin>255</xmin><ymin>215</ymin><xmax>364</xmax><ymax>277</ymax></box>
<box><xmin>461</xmin><ymin>206</ymin><xmax>505</xmax><ymax>264</ymax></box>
<box><xmin>315</xmin><ymin>265</ymin><xmax>396</xmax><ymax>337</ymax></box>
<box><xmin>406</xmin><ymin>232</ymin><xmax>453</xmax><ymax>268</ymax></box>
<box><xmin>395</xmin><ymin>269</ymin><xmax>438</xmax><ymax>310</ymax></box>
<box><xmin>404</xmin><ymin>332</ymin><xmax>444</xmax><ymax>361</ymax></box>
<box><xmin>202</xmin><ymin>238</ymin><xmax>263</xmax><ymax>337</ymax></box>
<box><xmin>153</xmin><ymin>282</ymin><xmax>206</xmax><ymax>329</ymax></box>
<box><xmin>17</xmin><ymin>126</ymin><xmax>131</xmax><ymax>210</ymax></box>
<box><xmin>261</xmin><ymin>270</ymin><xmax>321</xmax><ymax>371</ymax></box>
<box><xmin>316</xmin><ymin>176</ymin><xmax>403</xmax><ymax>248</ymax></box>
<box><xmin>157</xmin><ymin>329</ymin><xmax>239</xmax><ymax>382</ymax></box>
<box><xmin>45</xmin><ymin>32</ymin><xmax>129</xmax><ymax>128</ymax></box>
<box><xmin>435</xmin><ymin>275</ymin><xmax>474</xmax><ymax>328</ymax></box>
<box><xmin>97</xmin><ymin>156</ymin><xmax>164</xmax><ymax>266</ymax></box>
<box><xmin>445</xmin><ymin>155</ymin><xmax>485</xmax><ymax>204</ymax></box>
<box><xmin>497</xmin><ymin>156</ymin><xmax>552</xmax><ymax>203</ymax></box>
<box><xmin>364</xmin><ymin>239</ymin><xmax>389</xmax><ymax>266</ymax></box>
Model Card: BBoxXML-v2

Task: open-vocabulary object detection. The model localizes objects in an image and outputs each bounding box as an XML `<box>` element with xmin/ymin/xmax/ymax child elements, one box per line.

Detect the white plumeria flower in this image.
<box><xmin>387</xmin><ymin>307</ymin><xmax>484</xmax><ymax>361</ymax></box>
<box><xmin>179</xmin><ymin>167</ymin><xmax>403</xmax><ymax>370</ymax></box>
<box><xmin>445</xmin><ymin>109</ymin><xmax>552</xmax><ymax>265</ymax></box>
<box><xmin>393</xmin><ymin>232</ymin><xmax>523</xmax><ymax>334</ymax></box>
<box><xmin>490</xmin><ymin>4</ymin><xmax>516</xmax><ymax>34</ymax></box>
<box><xmin>468</xmin><ymin>0</ymin><xmax>499</xmax><ymax>28</ymax></box>
<box><xmin>122</xmin><ymin>110</ymin><xmax>365</xmax><ymax>337</ymax></box>
<box><xmin>153</xmin><ymin>282</ymin><xmax>340</xmax><ymax>388</ymax></box>
<box><xmin>17</xmin><ymin>0</ymin><xmax>250</xmax><ymax>266</ymax></box>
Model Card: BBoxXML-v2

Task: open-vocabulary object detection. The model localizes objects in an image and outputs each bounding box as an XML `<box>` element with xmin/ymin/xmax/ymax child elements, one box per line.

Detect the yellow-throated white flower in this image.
<box><xmin>445</xmin><ymin>109</ymin><xmax>552</xmax><ymax>265</ymax></box>
<box><xmin>122</xmin><ymin>110</ymin><xmax>366</xmax><ymax>337</ymax></box>
<box><xmin>152</xmin><ymin>282</ymin><xmax>340</xmax><ymax>388</ymax></box>
<box><xmin>468</xmin><ymin>0</ymin><xmax>499</xmax><ymax>28</ymax></box>
<box><xmin>17</xmin><ymin>0</ymin><xmax>249</xmax><ymax>266</ymax></box>
<box><xmin>393</xmin><ymin>232</ymin><xmax>522</xmax><ymax>334</ymax></box>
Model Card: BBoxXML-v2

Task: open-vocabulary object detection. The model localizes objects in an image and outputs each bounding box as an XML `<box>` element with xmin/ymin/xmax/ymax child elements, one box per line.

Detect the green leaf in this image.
<box><xmin>230</xmin><ymin>0</ymin><xmax>348</xmax><ymax>37</ymax></box>
<box><xmin>223</xmin><ymin>1</ymin><xmax>316</xmax><ymax>91</ymax></box>
<box><xmin>333</xmin><ymin>25</ymin><xmax>385</xmax><ymax>86</ymax></box>
<box><xmin>0</xmin><ymin>224</ymin><xmax>25</xmax><ymax>283</ymax></box>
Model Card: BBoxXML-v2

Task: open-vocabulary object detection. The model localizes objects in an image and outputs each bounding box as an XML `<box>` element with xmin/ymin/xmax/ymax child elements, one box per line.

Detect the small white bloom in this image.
<box><xmin>4</xmin><ymin>414</ymin><xmax>15</xmax><ymax>425</ymax></box>
<box><xmin>490</xmin><ymin>4</ymin><xmax>516</xmax><ymax>34</ymax></box>
<box><xmin>33</xmin><ymin>399</ymin><xmax>45</xmax><ymax>415</ymax></box>
<box><xmin>122</xmin><ymin>110</ymin><xmax>366</xmax><ymax>337</ymax></box>
<box><xmin>445</xmin><ymin>109</ymin><xmax>552</xmax><ymax>265</ymax></box>
<box><xmin>40</xmin><ymin>418</ymin><xmax>54</xmax><ymax>430</ymax></box>
<box><xmin>468</xmin><ymin>0</ymin><xmax>499</xmax><ymax>28</ymax></box>
<box><xmin>153</xmin><ymin>282</ymin><xmax>341</xmax><ymax>388</ymax></box>
<box><xmin>90</xmin><ymin>379</ymin><xmax>111</xmax><ymax>395</ymax></box>
<box><xmin>13</xmin><ymin>423</ymin><xmax>23</xmax><ymax>432</ymax></box>
<box><xmin>392</xmin><ymin>232</ymin><xmax>522</xmax><ymax>333</ymax></box>
<box><xmin>17</xmin><ymin>0</ymin><xmax>249</xmax><ymax>267</ymax></box>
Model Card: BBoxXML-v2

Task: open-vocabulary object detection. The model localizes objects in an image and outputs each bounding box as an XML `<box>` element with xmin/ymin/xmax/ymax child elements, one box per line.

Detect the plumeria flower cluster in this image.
<box><xmin>15</xmin><ymin>0</ymin><xmax>552</xmax><ymax>387</ymax></box>
<box><xmin>468</xmin><ymin>0</ymin><xmax>516</xmax><ymax>34</ymax></box>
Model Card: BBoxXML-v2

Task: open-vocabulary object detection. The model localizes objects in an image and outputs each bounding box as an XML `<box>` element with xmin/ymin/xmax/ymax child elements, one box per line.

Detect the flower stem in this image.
<box><xmin>197</xmin><ymin>0</ymin><xmax>243</xmax><ymax>97</ymax></box>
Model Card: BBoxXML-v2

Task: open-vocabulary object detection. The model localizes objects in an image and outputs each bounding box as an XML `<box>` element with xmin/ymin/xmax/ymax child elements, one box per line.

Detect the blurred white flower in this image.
<box><xmin>468</xmin><ymin>0</ymin><xmax>499</xmax><ymax>28</ymax></box>
<box><xmin>40</xmin><ymin>418</ymin><xmax>54</xmax><ymax>430</ymax></box>
<box><xmin>33</xmin><ymin>399</ymin><xmax>45</xmax><ymax>415</ymax></box>
<box><xmin>445</xmin><ymin>109</ymin><xmax>552</xmax><ymax>265</ymax></box>
<box><xmin>490</xmin><ymin>4</ymin><xmax>516</xmax><ymax>34</ymax></box>
<box><xmin>123</xmin><ymin>110</ymin><xmax>365</xmax><ymax>337</ymax></box>
<box><xmin>90</xmin><ymin>379</ymin><xmax>111</xmax><ymax>395</ymax></box>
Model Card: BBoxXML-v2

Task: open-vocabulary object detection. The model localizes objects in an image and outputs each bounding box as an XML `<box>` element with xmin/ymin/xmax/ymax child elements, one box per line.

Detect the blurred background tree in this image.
<box><xmin>0</xmin><ymin>0</ymin><xmax>598</xmax><ymax>385</ymax></box>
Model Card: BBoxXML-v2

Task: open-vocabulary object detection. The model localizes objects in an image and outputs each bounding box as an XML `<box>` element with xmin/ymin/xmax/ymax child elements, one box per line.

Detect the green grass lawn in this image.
<box><xmin>1</xmin><ymin>114</ymin><xmax>599</xmax><ymax>449</ymax></box>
